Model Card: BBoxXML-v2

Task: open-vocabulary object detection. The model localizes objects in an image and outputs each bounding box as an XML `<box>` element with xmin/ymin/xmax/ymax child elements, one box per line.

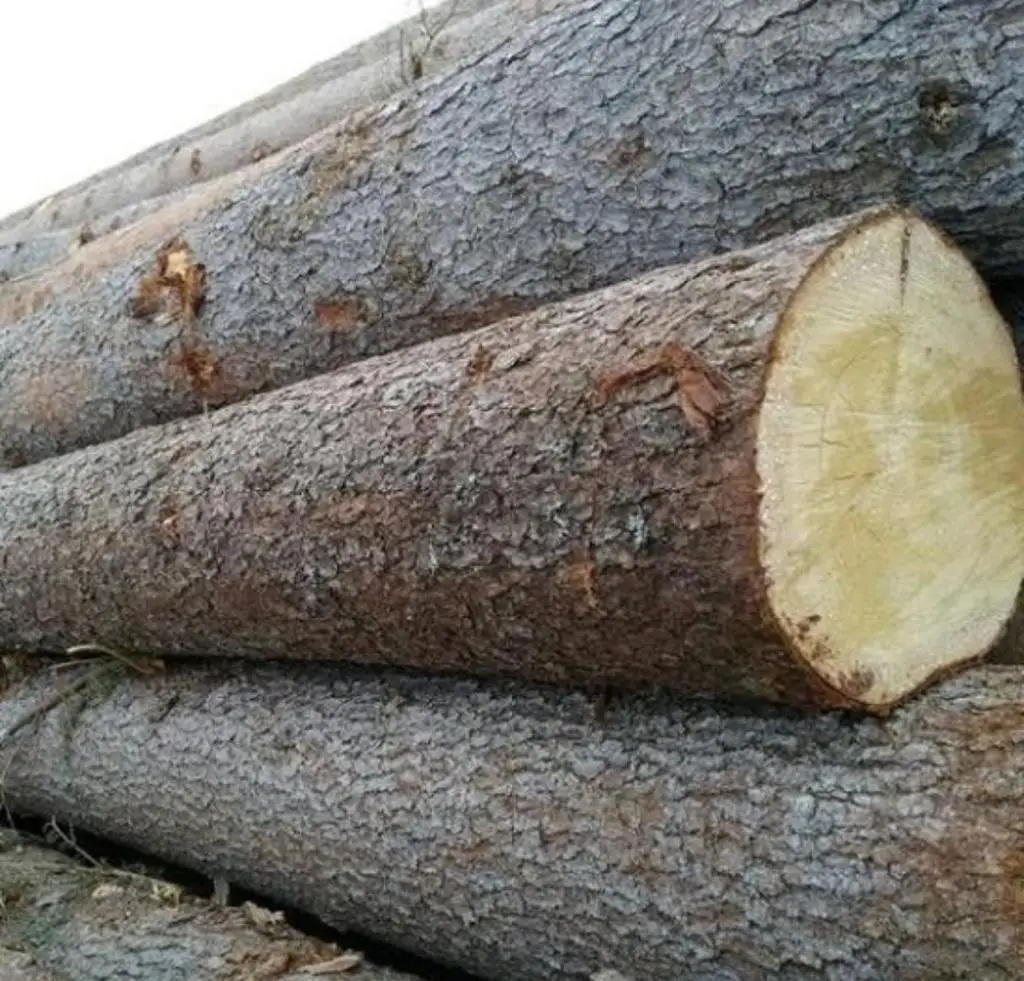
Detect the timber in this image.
<box><xmin>0</xmin><ymin>828</ymin><xmax>423</xmax><ymax>981</ymax></box>
<box><xmin>0</xmin><ymin>210</ymin><xmax>1020</xmax><ymax>712</ymax></box>
<box><xmin>3</xmin><ymin>0</ymin><xmax>1024</xmax><ymax>465</ymax></box>
<box><xmin>0</xmin><ymin>0</ymin><xmax>558</xmax><ymax>248</ymax></box>
<box><xmin>2</xmin><ymin>660</ymin><xmax>1024</xmax><ymax>981</ymax></box>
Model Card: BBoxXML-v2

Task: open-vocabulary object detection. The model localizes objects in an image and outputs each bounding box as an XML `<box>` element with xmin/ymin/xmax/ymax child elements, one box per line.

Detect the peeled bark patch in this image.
<box><xmin>3</xmin><ymin>661</ymin><xmax>1024</xmax><ymax>981</ymax></box>
<box><xmin>0</xmin><ymin>209</ymin><xmax>1019</xmax><ymax>712</ymax></box>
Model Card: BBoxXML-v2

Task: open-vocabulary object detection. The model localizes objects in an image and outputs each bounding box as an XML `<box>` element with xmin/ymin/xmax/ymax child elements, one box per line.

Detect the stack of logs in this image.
<box><xmin>2</xmin><ymin>1</ymin><xmax>1024</xmax><ymax>979</ymax></box>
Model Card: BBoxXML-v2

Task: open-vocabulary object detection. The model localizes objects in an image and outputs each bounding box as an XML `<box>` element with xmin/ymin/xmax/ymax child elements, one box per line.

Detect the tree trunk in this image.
<box><xmin>2</xmin><ymin>659</ymin><xmax>1024</xmax><ymax>981</ymax></box>
<box><xmin>2</xmin><ymin>0</ymin><xmax>1024</xmax><ymax>466</ymax></box>
<box><xmin>0</xmin><ymin>209</ymin><xmax>1020</xmax><ymax>712</ymax></box>
<box><xmin>0</xmin><ymin>827</ymin><xmax>423</xmax><ymax>981</ymax></box>
<box><xmin>0</xmin><ymin>1</ymin><xmax>569</xmax><ymax>285</ymax></box>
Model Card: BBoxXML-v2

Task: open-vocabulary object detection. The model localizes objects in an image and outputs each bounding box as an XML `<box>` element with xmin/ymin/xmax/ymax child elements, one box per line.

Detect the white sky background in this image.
<box><xmin>0</xmin><ymin>0</ymin><xmax>445</xmax><ymax>219</ymax></box>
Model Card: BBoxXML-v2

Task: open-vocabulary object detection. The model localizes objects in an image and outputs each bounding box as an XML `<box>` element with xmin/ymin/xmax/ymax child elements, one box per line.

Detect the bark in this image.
<box><xmin>1</xmin><ymin>659</ymin><xmax>1023</xmax><ymax>981</ymax></box>
<box><xmin>0</xmin><ymin>0</ymin><xmax>562</xmax><ymax>250</ymax></box>
<box><xmin>0</xmin><ymin>828</ymin><xmax>422</xmax><ymax>981</ymax></box>
<box><xmin>1</xmin><ymin>209</ymin><xmax>1021</xmax><ymax>712</ymax></box>
<box><xmin>0</xmin><ymin>950</ymin><xmax>58</xmax><ymax>981</ymax></box>
<box><xmin>3</xmin><ymin>0</ymin><xmax>1024</xmax><ymax>466</ymax></box>
<box><xmin>0</xmin><ymin>186</ymin><xmax>198</xmax><ymax>286</ymax></box>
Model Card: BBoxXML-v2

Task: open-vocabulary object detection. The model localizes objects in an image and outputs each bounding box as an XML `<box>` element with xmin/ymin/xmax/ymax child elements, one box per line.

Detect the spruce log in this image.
<box><xmin>2</xmin><ymin>660</ymin><xmax>1024</xmax><ymax>981</ymax></box>
<box><xmin>0</xmin><ymin>0</ymin><xmax>565</xmax><ymax>279</ymax></box>
<box><xmin>0</xmin><ymin>829</ymin><xmax>422</xmax><ymax>981</ymax></box>
<box><xmin>2</xmin><ymin>209</ymin><xmax>1022</xmax><ymax>711</ymax></box>
<box><xmin>3</xmin><ymin>0</ymin><xmax>1024</xmax><ymax>467</ymax></box>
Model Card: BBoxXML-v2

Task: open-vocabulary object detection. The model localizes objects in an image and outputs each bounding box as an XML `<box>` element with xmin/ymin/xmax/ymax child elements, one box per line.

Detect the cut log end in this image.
<box><xmin>757</xmin><ymin>209</ymin><xmax>1024</xmax><ymax>711</ymax></box>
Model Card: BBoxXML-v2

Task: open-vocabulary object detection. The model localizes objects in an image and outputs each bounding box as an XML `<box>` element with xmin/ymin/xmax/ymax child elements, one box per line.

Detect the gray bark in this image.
<box><xmin>2</xmin><ymin>0</ymin><xmax>1024</xmax><ymax>467</ymax></box>
<box><xmin>0</xmin><ymin>950</ymin><xmax>58</xmax><ymax>981</ymax></box>
<box><xmin>1</xmin><ymin>211</ymin><xmax>1000</xmax><ymax>711</ymax></box>
<box><xmin>0</xmin><ymin>828</ymin><xmax>422</xmax><ymax>981</ymax></box>
<box><xmin>1</xmin><ymin>660</ymin><xmax>1023</xmax><ymax>981</ymax></box>
<box><xmin>0</xmin><ymin>186</ymin><xmax>200</xmax><ymax>286</ymax></box>
<box><xmin>0</xmin><ymin>0</ymin><xmax>564</xmax><ymax>250</ymax></box>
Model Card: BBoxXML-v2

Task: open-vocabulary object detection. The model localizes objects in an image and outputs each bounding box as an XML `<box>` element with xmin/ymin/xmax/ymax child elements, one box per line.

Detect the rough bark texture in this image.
<box><xmin>2</xmin><ymin>660</ymin><xmax>1023</xmax><ymax>981</ymax></box>
<box><xmin>0</xmin><ymin>0</ymin><xmax>560</xmax><ymax>251</ymax></box>
<box><xmin>0</xmin><ymin>186</ymin><xmax>199</xmax><ymax>285</ymax></box>
<box><xmin>0</xmin><ymin>829</ymin><xmax>422</xmax><ymax>981</ymax></box>
<box><xmin>0</xmin><ymin>949</ymin><xmax>59</xmax><ymax>981</ymax></box>
<box><xmin>2</xmin><ymin>0</ymin><xmax>1024</xmax><ymax>467</ymax></box>
<box><xmin>0</xmin><ymin>212</ymin><xmax>942</xmax><ymax>709</ymax></box>
<box><xmin>0</xmin><ymin>1</ymin><xmax>570</xmax><ymax>286</ymax></box>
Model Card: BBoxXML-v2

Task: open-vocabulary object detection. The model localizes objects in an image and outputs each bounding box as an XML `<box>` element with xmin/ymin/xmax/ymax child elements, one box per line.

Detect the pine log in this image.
<box><xmin>1</xmin><ymin>208</ymin><xmax>1022</xmax><ymax>711</ymax></box>
<box><xmin>3</xmin><ymin>1</ymin><xmax>1024</xmax><ymax>467</ymax></box>
<box><xmin>0</xmin><ymin>0</ymin><xmax>565</xmax><ymax>281</ymax></box>
<box><xmin>0</xmin><ymin>828</ymin><xmax>422</xmax><ymax>981</ymax></box>
<box><xmin>2</xmin><ymin>660</ymin><xmax>1024</xmax><ymax>981</ymax></box>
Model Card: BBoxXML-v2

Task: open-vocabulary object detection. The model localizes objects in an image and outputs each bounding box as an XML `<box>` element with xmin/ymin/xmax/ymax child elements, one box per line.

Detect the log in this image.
<box><xmin>2</xmin><ymin>659</ymin><xmax>1024</xmax><ymax>981</ymax></box>
<box><xmin>1</xmin><ymin>208</ymin><xmax>1021</xmax><ymax>711</ymax></box>
<box><xmin>0</xmin><ymin>0</ymin><xmax>567</xmax><ymax>283</ymax></box>
<box><xmin>3</xmin><ymin>0</ymin><xmax>1024</xmax><ymax>466</ymax></box>
<box><xmin>0</xmin><ymin>828</ymin><xmax>422</xmax><ymax>981</ymax></box>
<box><xmin>0</xmin><ymin>186</ymin><xmax>197</xmax><ymax>286</ymax></box>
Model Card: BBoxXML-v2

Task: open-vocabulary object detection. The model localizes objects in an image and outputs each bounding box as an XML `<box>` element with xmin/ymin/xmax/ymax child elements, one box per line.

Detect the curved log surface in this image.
<box><xmin>0</xmin><ymin>661</ymin><xmax>1022</xmax><ymax>981</ymax></box>
<box><xmin>1</xmin><ymin>212</ymin><xmax>1020</xmax><ymax>710</ymax></box>
<box><xmin>0</xmin><ymin>828</ymin><xmax>424</xmax><ymax>981</ymax></box>
<box><xmin>1</xmin><ymin>0</ymin><xmax>1024</xmax><ymax>466</ymax></box>
<box><xmin>0</xmin><ymin>0</ymin><xmax>542</xmax><ymax>246</ymax></box>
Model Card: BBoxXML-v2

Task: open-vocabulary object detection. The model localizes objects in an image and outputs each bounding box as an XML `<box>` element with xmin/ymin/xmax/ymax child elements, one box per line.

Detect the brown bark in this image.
<box><xmin>1</xmin><ymin>659</ymin><xmax>1023</xmax><ymax>981</ymax></box>
<box><xmin>0</xmin><ymin>209</ymin><xmax>1020</xmax><ymax>712</ymax></box>
<box><xmin>2</xmin><ymin>0</ymin><xmax>1024</xmax><ymax>468</ymax></box>
<box><xmin>0</xmin><ymin>828</ymin><xmax>421</xmax><ymax>981</ymax></box>
<box><xmin>0</xmin><ymin>0</ymin><xmax>567</xmax><ymax>282</ymax></box>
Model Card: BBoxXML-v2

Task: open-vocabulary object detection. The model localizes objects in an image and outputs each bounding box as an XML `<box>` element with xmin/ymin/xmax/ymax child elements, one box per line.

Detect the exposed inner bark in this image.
<box><xmin>1</xmin><ymin>659</ymin><xmax>1023</xmax><ymax>981</ymax></box>
<box><xmin>0</xmin><ymin>209</ymin><xmax>1018</xmax><ymax>712</ymax></box>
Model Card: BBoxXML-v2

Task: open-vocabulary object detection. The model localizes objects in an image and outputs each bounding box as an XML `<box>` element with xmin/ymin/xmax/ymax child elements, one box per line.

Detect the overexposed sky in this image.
<box><xmin>0</xmin><ymin>0</ymin><xmax>444</xmax><ymax>218</ymax></box>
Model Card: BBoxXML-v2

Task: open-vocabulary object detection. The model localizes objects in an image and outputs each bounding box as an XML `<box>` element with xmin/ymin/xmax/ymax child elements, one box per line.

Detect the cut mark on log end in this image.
<box><xmin>593</xmin><ymin>340</ymin><xmax>730</xmax><ymax>438</ymax></box>
<box><xmin>129</xmin><ymin>236</ymin><xmax>206</xmax><ymax>324</ymax></box>
<box><xmin>757</xmin><ymin>206</ymin><xmax>1024</xmax><ymax>712</ymax></box>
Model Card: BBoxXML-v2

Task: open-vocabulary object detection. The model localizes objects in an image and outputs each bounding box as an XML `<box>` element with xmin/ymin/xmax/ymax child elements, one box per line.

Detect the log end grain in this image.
<box><xmin>756</xmin><ymin>208</ymin><xmax>1024</xmax><ymax>711</ymax></box>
